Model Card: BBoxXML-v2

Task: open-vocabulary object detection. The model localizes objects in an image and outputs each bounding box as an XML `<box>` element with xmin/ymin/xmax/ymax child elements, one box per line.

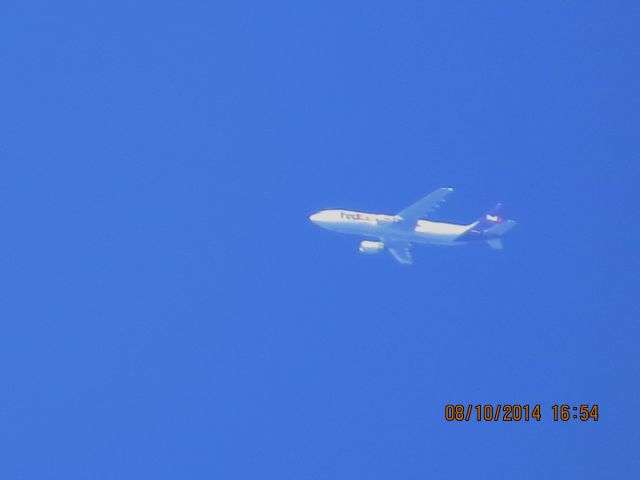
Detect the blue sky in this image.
<box><xmin>1</xmin><ymin>1</ymin><xmax>639</xmax><ymax>478</ymax></box>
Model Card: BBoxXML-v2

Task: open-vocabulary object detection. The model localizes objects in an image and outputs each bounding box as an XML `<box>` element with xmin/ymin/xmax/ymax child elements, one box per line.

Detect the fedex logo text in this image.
<box><xmin>340</xmin><ymin>211</ymin><xmax>371</xmax><ymax>221</ymax></box>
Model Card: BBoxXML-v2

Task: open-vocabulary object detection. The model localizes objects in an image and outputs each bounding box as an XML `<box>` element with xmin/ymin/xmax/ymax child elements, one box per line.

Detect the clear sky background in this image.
<box><xmin>1</xmin><ymin>1</ymin><xmax>639</xmax><ymax>478</ymax></box>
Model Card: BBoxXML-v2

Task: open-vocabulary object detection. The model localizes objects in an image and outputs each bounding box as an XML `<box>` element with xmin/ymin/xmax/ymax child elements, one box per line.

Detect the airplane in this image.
<box><xmin>308</xmin><ymin>187</ymin><xmax>516</xmax><ymax>264</ymax></box>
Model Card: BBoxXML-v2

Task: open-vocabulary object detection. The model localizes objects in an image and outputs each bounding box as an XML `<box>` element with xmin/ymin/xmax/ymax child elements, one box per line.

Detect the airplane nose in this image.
<box><xmin>308</xmin><ymin>213</ymin><xmax>321</xmax><ymax>223</ymax></box>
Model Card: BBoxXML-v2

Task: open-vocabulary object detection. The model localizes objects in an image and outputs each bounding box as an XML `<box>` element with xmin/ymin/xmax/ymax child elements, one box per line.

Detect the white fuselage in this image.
<box><xmin>308</xmin><ymin>209</ymin><xmax>474</xmax><ymax>245</ymax></box>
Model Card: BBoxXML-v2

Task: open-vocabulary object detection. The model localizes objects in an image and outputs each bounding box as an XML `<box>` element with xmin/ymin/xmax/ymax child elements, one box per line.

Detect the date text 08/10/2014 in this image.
<box><xmin>444</xmin><ymin>404</ymin><xmax>599</xmax><ymax>422</ymax></box>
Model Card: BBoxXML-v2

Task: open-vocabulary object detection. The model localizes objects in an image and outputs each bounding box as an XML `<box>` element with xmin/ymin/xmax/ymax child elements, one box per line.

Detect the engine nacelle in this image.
<box><xmin>359</xmin><ymin>240</ymin><xmax>384</xmax><ymax>254</ymax></box>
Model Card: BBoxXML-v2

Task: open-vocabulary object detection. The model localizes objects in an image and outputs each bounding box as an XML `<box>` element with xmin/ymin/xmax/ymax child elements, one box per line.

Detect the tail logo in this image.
<box><xmin>486</xmin><ymin>214</ymin><xmax>503</xmax><ymax>222</ymax></box>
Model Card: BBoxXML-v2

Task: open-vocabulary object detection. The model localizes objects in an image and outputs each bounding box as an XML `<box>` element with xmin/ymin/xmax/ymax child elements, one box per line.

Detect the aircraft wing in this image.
<box><xmin>396</xmin><ymin>187</ymin><xmax>453</xmax><ymax>227</ymax></box>
<box><xmin>387</xmin><ymin>243</ymin><xmax>413</xmax><ymax>265</ymax></box>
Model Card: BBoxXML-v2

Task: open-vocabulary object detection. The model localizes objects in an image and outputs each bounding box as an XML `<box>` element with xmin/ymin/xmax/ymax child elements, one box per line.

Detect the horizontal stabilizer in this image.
<box><xmin>484</xmin><ymin>219</ymin><xmax>517</xmax><ymax>236</ymax></box>
<box><xmin>486</xmin><ymin>238</ymin><xmax>503</xmax><ymax>250</ymax></box>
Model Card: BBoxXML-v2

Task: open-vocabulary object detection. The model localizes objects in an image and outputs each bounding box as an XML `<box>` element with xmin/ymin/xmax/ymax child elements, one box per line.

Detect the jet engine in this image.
<box><xmin>359</xmin><ymin>240</ymin><xmax>384</xmax><ymax>254</ymax></box>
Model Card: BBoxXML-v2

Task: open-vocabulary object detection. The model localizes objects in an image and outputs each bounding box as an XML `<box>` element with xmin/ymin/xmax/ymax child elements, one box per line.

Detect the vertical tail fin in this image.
<box><xmin>480</xmin><ymin>205</ymin><xmax>514</xmax><ymax>250</ymax></box>
<box><xmin>474</xmin><ymin>203</ymin><xmax>506</xmax><ymax>232</ymax></box>
<box><xmin>459</xmin><ymin>203</ymin><xmax>516</xmax><ymax>243</ymax></box>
